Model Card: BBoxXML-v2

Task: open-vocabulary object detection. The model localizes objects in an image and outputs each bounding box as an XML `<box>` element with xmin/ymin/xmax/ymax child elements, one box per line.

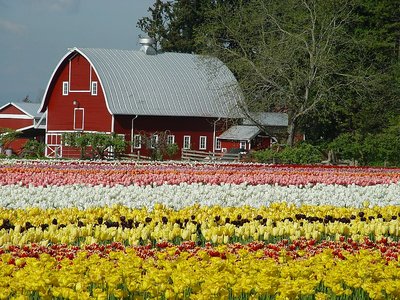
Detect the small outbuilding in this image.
<box><xmin>217</xmin><ymin>112</ymin><xmax>288</xmax><ymax>153</ymax></box>
<box><xmin>0</xmin><ymin>102</ymin><xmax>45</xmax><ymax>155</ymax></box>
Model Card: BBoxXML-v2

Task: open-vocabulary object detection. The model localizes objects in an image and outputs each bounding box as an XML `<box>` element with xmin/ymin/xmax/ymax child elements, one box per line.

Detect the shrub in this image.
<box><xmin>251</xmin><ymin>143</ymin><xmax>323</xmax><ymax>164</ymax></box>
<box><xmin>279</xmin><ymin>143</ymin><xmax>323</xmax><ymax>164</ymax></box>
<box><xmin>62</xmin><ymin>132</ymin><xmax>126</xmax><ymax>160</ymax></box>
<box><xmin>20</xmin><ymin>140</ymin><xmax>45</xmax><ymax>158</ymax></box>
<box><xmin>329</xmin><ymin>117</ymin><xmax>400</xmax><ymax>167</ymax></box>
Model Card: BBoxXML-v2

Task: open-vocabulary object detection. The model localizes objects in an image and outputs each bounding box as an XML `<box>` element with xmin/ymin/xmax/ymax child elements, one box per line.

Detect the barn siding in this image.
<box><xmin>114</xmin><ymin>115</ymin><xmax>228</xmax><ymax>157</ymax></box>
<box><xmin>220</xmin><ymin>140</ymin><xmax>241</xmax><ymax>151</ymax></box>
<box><xmin>69</xmin><ymin>56</ymin><xmax>91</xmax><ymax>91</ymax></box>
<box><xmin>0</xmin><ymin>119</ymin><xmax>32</xmax><ymax>129</ymax></box>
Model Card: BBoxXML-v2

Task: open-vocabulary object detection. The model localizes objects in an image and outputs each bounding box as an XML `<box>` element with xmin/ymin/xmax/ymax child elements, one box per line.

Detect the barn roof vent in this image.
<box><xmin>138</xmin><ymin>36</ymin><xmax>156</xmax><ymax>55</ymax></box>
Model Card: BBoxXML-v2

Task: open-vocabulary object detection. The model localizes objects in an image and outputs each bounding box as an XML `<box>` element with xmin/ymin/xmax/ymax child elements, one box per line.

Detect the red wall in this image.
<box><xmin>220</xmin><ymin>140</ymin><xmax>241</xmax><ymax>151</ymax></box>
<box><xmin>219</xmin><ymin>136</ymin><xmax>272</xmax><ymax>153</ymax></box>
<box><xmin>0</xmin><ymin>118</ymin><xmax>32</xmax><ymax>129</ymax></box>
<box><xmin>251</xmin><ymin>136</ymin><xmax>271</xmax><ymax>150</ymax></box>
<box><xmin>46</xmin><ymin>54</ymin><xmax>112</xmax><ymax>132</ymax></box>
<box><xmin>114</xmin><ymin>115</ymin><xmax>229</xmax><ymax>158</ymax></box>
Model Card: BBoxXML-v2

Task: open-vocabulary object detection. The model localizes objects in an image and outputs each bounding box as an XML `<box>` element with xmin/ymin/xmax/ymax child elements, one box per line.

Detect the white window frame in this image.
<box><xmin>215</xmin><ymin>139</ymin><xmax>221</xmax><ymax>150</ymax></box>
<box><xmin>199</xmin><ymin>136</ymin><xmax>207</xmax><ymax>150</ymax></box>
<box><xmin>133</xmin><ymin>134</ymin><xmax>142</xmax><ymax>149</ymax></box>
<box><xmin>240</xmin><ymin>141</ymin><xmax>247</xmax><ymax>150</ymax></box>
<box><xmin>151</xmin><ymin>134</ymin><xmax>158</xmax><ymax>149</ymax></box>
<box><xmin>62</xmin><ymin>82</ymin><xmax>69</xmax><ymax>96</ymax></box>
<box><xmin>47</xmin><ymin>133</ymin><xmax>62</xmax><ymax>145</ymax></box>
<box><xmin>91</xmin><ymin>81</ymin><xmax>98</xmax><ymax>96</ymax></box>
<box><xmin>183</xmin><ymin>135</ymin><xmax>191</xmax><ymax>150</ymax></box>
<box><xmin>167</xmin><ymin>135</ymin><xmax>175</xmax><ymax>144</ymax></box>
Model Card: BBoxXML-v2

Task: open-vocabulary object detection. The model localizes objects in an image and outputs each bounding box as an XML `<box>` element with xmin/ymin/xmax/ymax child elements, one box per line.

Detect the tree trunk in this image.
<box><xmin>287</xmin><ymin>121</ymin><xmax>296</xmax><ymax>146</ymax></box>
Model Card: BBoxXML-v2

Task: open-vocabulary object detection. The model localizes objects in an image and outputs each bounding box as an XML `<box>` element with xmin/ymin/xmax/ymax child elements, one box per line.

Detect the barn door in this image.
<box><xmin>45</xmin><ymin>133</ymin><xmax>62</xmax><ymax>158</ymax></box>
<box><xmin>74</xmin><ymin>108</ymin><xmax>84</xmax><ymax>131</ymax></box>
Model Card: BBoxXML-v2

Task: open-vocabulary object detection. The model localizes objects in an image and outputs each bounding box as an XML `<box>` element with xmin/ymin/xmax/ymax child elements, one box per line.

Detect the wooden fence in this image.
<box><xmin>108</xmin><ymin>151</ymin><xmax>151</xmax><ymax>161</ymax></box>
<box><xmin>181</xmin><ymin>149</ymin><xmax>241</xmax><ymax>162</ymax></box>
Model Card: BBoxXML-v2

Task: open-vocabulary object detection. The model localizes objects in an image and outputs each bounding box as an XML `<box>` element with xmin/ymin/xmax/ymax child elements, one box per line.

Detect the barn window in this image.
<box><xmin>199</xmin><ymin>136</ymin><xmax>207</xmax><ymax>150</ymax></box>
<box><xmin>91</xmin><ymin>81</ymin><xmax>98</xmax><ymax>96</ymax></box>
<box><xmin>151</xmin><ymin>134</ymin><xmax>158</xmax><ymax>149</ymax></box>
<box><xmin>167</xmin><ymin>135</ymin><xmax>175</xmax><ymax>144</ymax></box>
<box><xmin>183</xmin><ymin>135</ymin><xmax>191</xmax><ymax>149</ymax></box>
<box><xmin>240</xmin><ymin>141</ymin><xmax>247</xmax><ymax>150</ymax></box>
<box><xmin>215</xmin><ymin>139</ymin><xmax>221</xmax><ymax>150</ymax></box>
<box><xmin>62</xmin><ymin>82</ymin><xmax>69</xmax><ymax>95</ymax></box>
<box><xmin>133</xmin><ymin>135</ymin><xmax>142</xmax><ymax>149</ymax></box>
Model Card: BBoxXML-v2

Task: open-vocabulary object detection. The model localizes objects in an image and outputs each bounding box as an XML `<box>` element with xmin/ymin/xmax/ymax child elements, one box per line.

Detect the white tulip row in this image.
<box><xmin>0</xmin><ymin>182</ymin><xmax>399</xmax><ymax>210</ymax></box>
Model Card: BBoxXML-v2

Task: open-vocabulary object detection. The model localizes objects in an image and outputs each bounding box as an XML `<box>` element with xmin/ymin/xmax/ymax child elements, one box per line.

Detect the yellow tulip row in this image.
<box><xmin>2</xmin><ymin>220</ymin><xmax>400</xmax><ymax>247</ymax></box>
<box><xmin>1</xmin><ymin>203</ymin><xmax>400</xmax><ymax>227</ymax></box>
<box><xmin>0</xmin><ymin>204</ymin><xmax>399</xmax><ymax>247</ymax></box>
<box><xmin>0</xmin><ymin>247</ymin><xmax>397</xmax><ymax>300</ymax></box>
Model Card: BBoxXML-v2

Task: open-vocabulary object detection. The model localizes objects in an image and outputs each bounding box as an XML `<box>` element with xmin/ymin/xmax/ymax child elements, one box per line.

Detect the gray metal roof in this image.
<box><xmin>243</xmin><ymin>112</ymin><xmax>288</xmax><ymax>127</ymax></box>
<box><xmin>0</xmin><ymin>102</ymin><xmax>43</xmax><ymax>118</ymax></box>
<box><xmin>74</xmin><ymin>48</ymin><xmax>242</xmax><ymax>118</ymax></box>
<box><xmin>218</xmin><ymin>125</ymin><xmax>261</xmax><ymax>141</ymax></box>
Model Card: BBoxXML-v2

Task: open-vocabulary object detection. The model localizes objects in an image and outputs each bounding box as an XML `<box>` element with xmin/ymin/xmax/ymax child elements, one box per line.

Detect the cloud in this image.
<box><xmin>46</xmin><ymin>0</ymin><xmax>81</xmax><ymax>13</ymax></box>
<box><xmin>40</xmin><ymin>0</ymin><xmax>81</xmax><ymax>13</ymax></box>
<box><xmin>17</xmin><ymin>0</ymin><xmax>81</xmax><ymax>14</ymax></box>
<box><xmin>0</xmin><ymin>19</ymin><xmax>26</xmax><ymax>35</ymax></box>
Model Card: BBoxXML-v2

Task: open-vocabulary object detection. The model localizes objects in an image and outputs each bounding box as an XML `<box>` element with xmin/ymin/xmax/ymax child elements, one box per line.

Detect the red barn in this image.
<box><xmin>39</xmin><ymin>39</ymin><xmax>287</xmax><ymax>159</ymax></box>
<box><xmin>0</xmin><ymin>102</ymin><xmax>45</xmax><ymax>155</ymax></box>
<box><xmin>38</xmin><ymin>38</ymin><xmax>243</xmax><ymax>159</ymax></box>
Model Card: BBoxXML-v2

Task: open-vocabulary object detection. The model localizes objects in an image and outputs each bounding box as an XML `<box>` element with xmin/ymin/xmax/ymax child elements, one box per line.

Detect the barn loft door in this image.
<box><xmin>74</xmin><ymin>108</ymin><xmax>84</xmax><ymax>131</ymax></box>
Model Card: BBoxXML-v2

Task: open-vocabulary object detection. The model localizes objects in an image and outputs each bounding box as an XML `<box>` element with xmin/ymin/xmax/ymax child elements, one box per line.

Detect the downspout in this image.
<box><xmin>131</xmin><ymin>115</ymin><xmax>138</xmax><ymax>153</ymax></box>
<box><xmin>212</xmin><ymin>117</ymin><xmax>221</xmax><ymax>155</ymax></box>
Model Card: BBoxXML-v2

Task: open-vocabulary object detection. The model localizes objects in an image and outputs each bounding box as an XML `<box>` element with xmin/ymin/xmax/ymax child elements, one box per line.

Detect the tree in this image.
<box><xmin>62</xmin><ymin>132</ymin><xmax>126</xmax><ymax>160</ymax></box>
<box><xmin>137</xmin><ymin>0</ymin><xmax>208</xmax><ymax>53</ymax></box>
<box><xmin>139</xmin><ymin>0</ymin><xmax>400</xmax><ymax>148</ymax></box>
<box><xmin>195</xmin><ymin>0</ymin><xmax>357</xmax><ymax>146</ymax></box>
<box><xmin>136</xmin><ymin>130</ymin><xmax>179</xmax><ymax>160</ymax></box>
<box><xmin>137</xmin><ymin>0</ymin><xmax>173</xmax><ymax>50</ymax></box>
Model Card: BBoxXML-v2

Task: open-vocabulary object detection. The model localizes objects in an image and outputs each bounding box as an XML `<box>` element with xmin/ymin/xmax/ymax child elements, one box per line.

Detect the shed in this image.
<box><xmin>217</xmin><ymin>112</ymin><xmax>288</xmax><ymax>152</ymax></box>
<box><xmin>0</xmin><ymin>102</ymin><xmax>45</xmax><ymax>155</ymax></box>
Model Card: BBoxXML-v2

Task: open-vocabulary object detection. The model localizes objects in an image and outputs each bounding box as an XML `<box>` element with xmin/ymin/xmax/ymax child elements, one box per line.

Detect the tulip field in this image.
<box><xmin>1</xmin><ymin>160</ymin><xmax>400</xmax><ymax>299</ymax></box>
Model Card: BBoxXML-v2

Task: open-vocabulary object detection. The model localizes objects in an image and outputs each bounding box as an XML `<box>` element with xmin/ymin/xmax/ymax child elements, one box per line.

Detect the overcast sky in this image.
<box><xmin>0</xmin><ymin>0</ymin><xmax>155</xmax><ymax>106</ymax></box>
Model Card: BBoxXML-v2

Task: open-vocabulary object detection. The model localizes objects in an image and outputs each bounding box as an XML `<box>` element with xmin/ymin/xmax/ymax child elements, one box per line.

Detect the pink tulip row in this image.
<box><xmin>0</xmin><ymin>161</ymin><xmax>399</xmax><ymax>187</ymax></box>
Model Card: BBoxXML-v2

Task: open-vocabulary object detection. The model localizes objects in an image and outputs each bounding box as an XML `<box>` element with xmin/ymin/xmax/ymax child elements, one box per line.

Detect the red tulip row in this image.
<box><xmin>2</xmin><ymin>237</ymin><xmax>399</xmax><ymax>265</ymax></box>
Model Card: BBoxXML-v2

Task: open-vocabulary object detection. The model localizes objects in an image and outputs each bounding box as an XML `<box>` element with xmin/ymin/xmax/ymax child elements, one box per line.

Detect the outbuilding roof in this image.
<box><xmin>218</xmin><ymin>125</ymin><xmax>261</xmax><ymax>141</ymax></box>
<box><xmin>243</xmin><ymin>112</ymin><xmax>288</xmax><ymax>127</ymax></box>
<box><xmin>40</xmin><ymin>47</ymin><xmax>242</xmax><ymax>118</ymax></box>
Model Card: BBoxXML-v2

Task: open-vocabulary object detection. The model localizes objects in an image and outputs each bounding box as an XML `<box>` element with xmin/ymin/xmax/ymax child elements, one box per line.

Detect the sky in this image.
<box><xmin>0</xmin><ymin>0</ymin><xmax>155</xmax><ymax>106</ymax></box>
